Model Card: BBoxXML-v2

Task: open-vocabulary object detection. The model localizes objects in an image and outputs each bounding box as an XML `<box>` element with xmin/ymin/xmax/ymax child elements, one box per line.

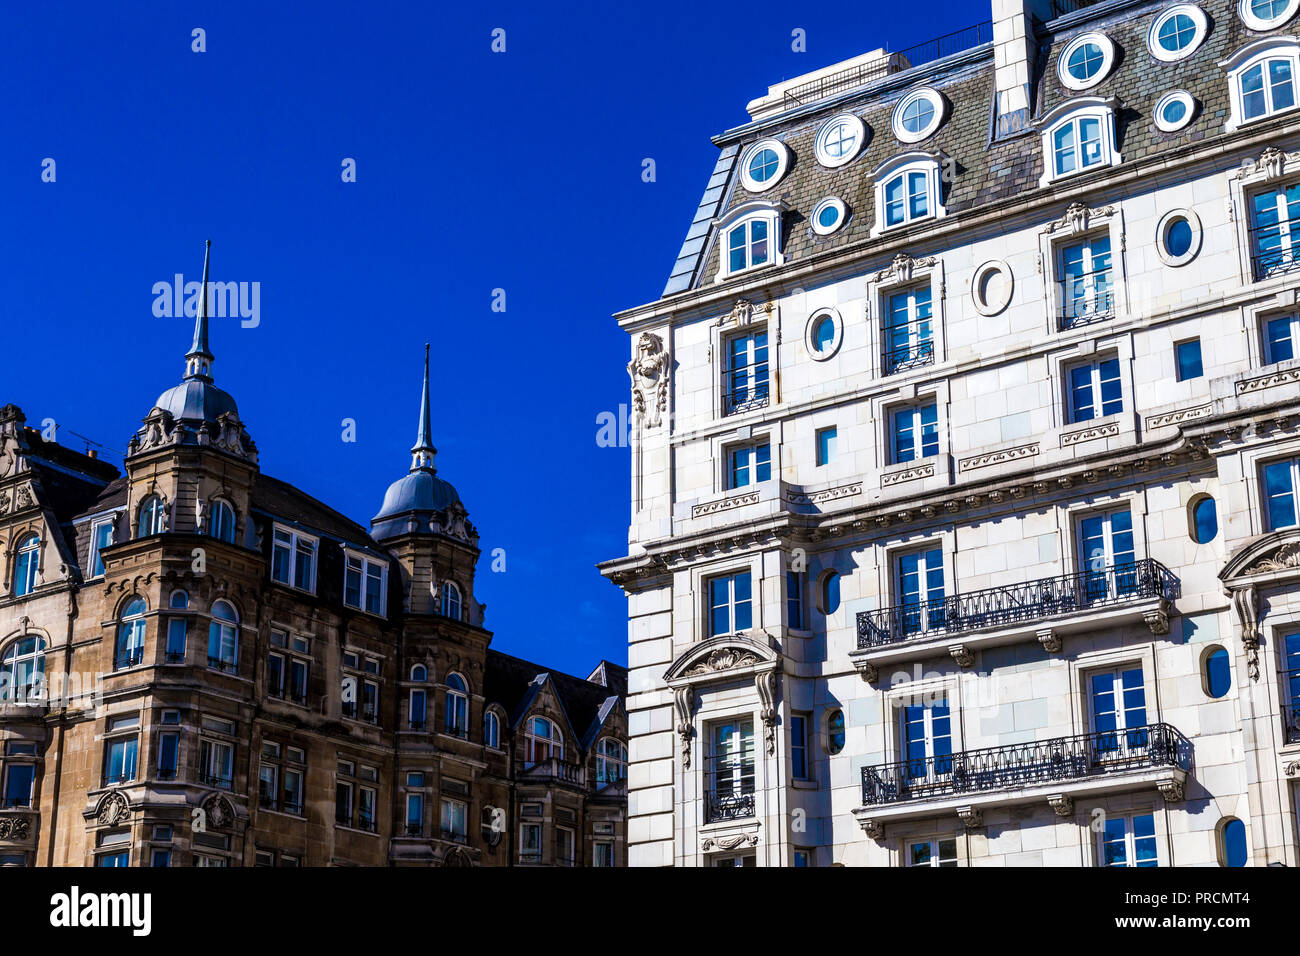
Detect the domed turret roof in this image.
<box><xmin>153</xmin><ymin>378</ymin><xmax>240</xmax><ymax>424</ymax></box>
<box><xmin>370</xmin><ymin>344</ymin><xmax>467</xmax><ymax>541</ymax></box>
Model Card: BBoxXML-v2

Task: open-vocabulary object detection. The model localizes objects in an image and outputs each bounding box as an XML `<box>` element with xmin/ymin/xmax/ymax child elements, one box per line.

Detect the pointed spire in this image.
<box><xmin>410</xmin><ymin>343</ymin><xmax>437</xmax><ymax>472</ymax></box>
<box><xmin>184</xmin><ymin>239</ymin><xmax>214</xmax><ymax>381</ymax></box>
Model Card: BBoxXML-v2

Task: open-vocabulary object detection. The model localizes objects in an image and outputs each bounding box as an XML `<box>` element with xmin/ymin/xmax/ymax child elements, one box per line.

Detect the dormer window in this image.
<box><xmin>1038</xmin><ymin>98</ymin><xmax>1121</xmax><ymax>186</ymax></box>
<box><xmin>1149</xmin><ymin>5</ymin><xmax>1208</xmax><ymax>61</ymax></box>
<box><xmin>814</xmin><ymin>114</ymin><xmax>867</xmax><ymax>168</ymax></box>
<box><xmin>728</xmin><ymin>219</ymin><xmax>770</xmax><ymax>272</ymax></box>
<box><xmin>871</xmin><ymin>154</ymin><xmax>945</xmax><ymax>237</ymax></box>
<box><xmin>1224</xmin><ymin>39</ymin><xmax>1300</xmax><ymax>130</ymax></box>
<box><xmin>271</xmin><ymin>526</ymin><xmax>317</xmax><ymax>593</ymax></box>
<box><xmin>714</xmin><ymin>201</ymin><xmax>784</xmax><ymax>282</ymax></box>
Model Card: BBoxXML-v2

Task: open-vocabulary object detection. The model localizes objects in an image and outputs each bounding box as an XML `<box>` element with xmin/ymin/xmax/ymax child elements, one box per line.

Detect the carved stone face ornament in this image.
<box><xmin>627</xmin><ymin>332</ymin><xmax>670</xmax><ymax>430</ymax></box>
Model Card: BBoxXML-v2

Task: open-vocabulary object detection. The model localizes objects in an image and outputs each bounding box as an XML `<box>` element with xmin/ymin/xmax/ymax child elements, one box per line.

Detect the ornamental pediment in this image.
<box><xmin>1220</xmin><ymin>528</ymin><xmax>1300</xmax><ymax>584</ymax></box>
<box><xmin>663</xmin><ymin>633</ymin><xmax>780</xmax><ymax>685</ymax></box>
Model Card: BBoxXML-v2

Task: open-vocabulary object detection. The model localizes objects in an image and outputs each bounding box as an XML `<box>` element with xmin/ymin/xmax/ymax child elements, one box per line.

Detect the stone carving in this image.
<box><xmin>1285</xmin><ymin>760</ymin><xmax>1300</xmax><ymax>778</ymax></box>
<box><xmin>784</xmin><ymin>482</ymin><xmax>862</xmax><ymax>507</ymax></box>
<box><xmin>1242</xmin><ymin>541</ymin><xmax>1300</xmax><ymax>575</ymax></box>
<box><xmin>97</xmin><ymin>790</ymin><xmax>130</xmax><ymax>827</ymax></box>
<box><xmin>882</xmin><ymin>462</ymin><xmax>934</xmax><ymax>487</ymax></box>
<box><xmin>442</xmin><ymin>847</ymin><xmax>473</xmax><ymax>867</ymax></box>
<box><xmin>1061</xmin><ymin>422</ymin><xmax>1120</xmax><ymax>447</ymax></box>
<box><xmin>0</xmin><ymin>816</ymin><xmax>30</xmax><ymax>840</ymax></box>
<box><xmin>1236</xmin><ymin>145</ymin><xmax>1292</xmax><ymax>181</ymax></box>
<box><xmin>202</xmin><ymin>793</ymin><xmax>235</xmax><ymax>829</ymax></box>
<box><xmin>949</xmin><ymin>644</ymin><xmax>974</xmax><ymax>668</ymax></box>
<box><xmin>1231</xmin><ymin>586</ymin><xmax>1261</xmax><ymax>682</ymax></box>
<box><xmin>1048</xmin><ymin>794</ymin><xmax>1074</xmax><ymax>817</ymax></box>
<box><xmin>0</xmin><ymin>492</ymin><xmax>8</xmax><ymax>512</ymax></box>
<box><xmin>756</xmin><ymin>671</ymin><xmax>778</xmax><ymax>757</ymax></box>
<box><xmin>874</xmin><ymin>253</ymin><xmax>937</xmax><ymax>285</ymax></box>
<box><xmin>702</xmin><ymin>833</ymin><xmax>759</xmax><ymax>852</ymax></box>
<box><xmin>959</xmin><ymin>443</ymin><xmax>1039</xmax><ymax>472</ymax></box>
<box><xmin>195</xmin><ymin>498</ymin><xmax>206</xmax><ymax>534</ymax></box>
<box><xmin>627</xmin><ymin>332</ymin><xmax>670</xmax><ymax>429</ymax></box>
<box><xmin>957</xmin><ymin>806</ymin><xmax>984</xmax><ymax>829</ymax></box>
<box><xmin>1143</xmin><ymin>600</ymin><xmax>1171</xmax><ymax>636</ymax></box>
<box><xmin>683</xmin><ymin>647</ymin><xmax>762</xmax><ymax>677</ymax></box>
<box><xmin>1157</xmin><ymin>779</ymin><xmax>1185</xmax><ymax>803</ymax></box>
<box><xmin>1236</xmin><ymin>366</ymin><xmax>1300</xmax><ymax>394</ymax></box>
<box><xmin>853</xmin><ymin>659</ymin><xmax>879</xmax><ymax>683</ymax></box>
<box><xmin>691</xmin><ymin>491</ymin><xmax>761</xmax><ymax>518</ymax></box>
<box><xmin>1047</xmin><ymin>202</ymin><xmax>1114</xmax><ymax>236</ymax></box>
<box><xmin>1145</xmin><ymin>404</ymin><xmax>1213</xmax><ymax>429</ymax></box>
<box><xmin>860</xmin><ymin>818</ymin><xmax>884</xmax><ymax>840</ymax></box>
<box><xmin>674</xmin><ymin>685</ymin><xmax>695</xmax><ymax>769</ymax></box>
<box><xmin>15</xmin><ymin>486</ymin><xmax>33</xmax><ymax>510</ymax></box>
<box><xmin>1037</xmin><ymin>628</ymin><xmax>1061</xmax><ymax>654</ymax></box>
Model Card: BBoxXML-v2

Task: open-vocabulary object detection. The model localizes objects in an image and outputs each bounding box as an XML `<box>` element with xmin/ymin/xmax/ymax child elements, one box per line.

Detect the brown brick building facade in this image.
<box><xmin>0</xmin><ymin>253</ymin><xmax>626</xmax><ymax>866</ymax></box>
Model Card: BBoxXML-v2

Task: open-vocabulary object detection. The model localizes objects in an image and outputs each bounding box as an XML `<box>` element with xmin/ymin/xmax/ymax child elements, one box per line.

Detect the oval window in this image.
<box><xmin>1220</xmin><ymin>817</ymin><xmax>1248</xmax><ymax>867</ymax></box>
<box><xmin>1166</xmin><ymin>218</ymin><xmax>1193</xmax><ymax>257</ymax></box>
<box><xmin>813</xmin><ymin>316</ymin><xmax>835</xmax><ymax>352</ymax></box>
<box><xmin>1192</xmin><ymin>496</ymin><xmax>1218</xmax><ymax>543</ymax></box>
<box><xmin>822</xmin><ymin>571</ymin><xmax>841</xmax><ymax>614</ymax></box>
<box><xmin>827</xmin><ymin>709</ymin><xmax>846</xmax><ymax>755</ymax></box>
<box><xmin>1204</xmin><ymin>646</ymin><xmax>1232</xmax><ymax>698</ymax></box>
<box><xmin>811</xmin><ymin>197</ymin><xmax>847</xmax><ymax>236</ymax></box>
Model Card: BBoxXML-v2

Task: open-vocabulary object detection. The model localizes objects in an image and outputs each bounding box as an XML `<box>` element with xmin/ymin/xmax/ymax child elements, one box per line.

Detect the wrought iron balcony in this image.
<box><xmin>856</xmin><ymin>559</ymin><xmax>1176</xmax><ymax>651</ymax></box>
<box><xmin>440</xmin><ymin>828</ymin><xmax>468</xmax><ymax>844</ymax></box>
<box><xmin>1250</xmin><ymin>223</ymin><xmax>1300</xmax><ymax>280</ymax></box>
<box><xmin>114</xmin><ymin>648</ymin><xmax>144</xmax><ymax>670</ymax></box>
<box><xmin>199</xmin><ymin>771</ymin><xmax>233</xmax><ymax>789</ymax></box>
<box><xmin>862</xmin><ymin>723</ymin><xmax>1191</xmax><ymax>807</ymax></box>
<box><xmin>722</xmin><ymin>383</ymin><xmax>770</xmax><ymax>416</ymax></box>
<box><xmin>1284</xmin><ymin>672</ymin><xmax>1300</xmax><ymax>743</ymax></box>
<box><xmin>883</xmin><ymin>341</ymin><xmax>935</xmax><ymax>375</ymax></box>
<box><xmin>164</xmin><ymin>651</ymin><xmax>186</xmax><ymax>664</ymax></box>
<box><xmin>1058</xmin><ymin>279</ymin><xmax>1114</xmax><ymax>330</ymax></box>
<box><xmin>207</xmin><ymin>656</ymin><xmax>236</xmax><ymax>673</ymax></box>
<box><xmin>705</xmin><ymin>791</ymin><xmax>756</xmax><ymax>824</ymax></box>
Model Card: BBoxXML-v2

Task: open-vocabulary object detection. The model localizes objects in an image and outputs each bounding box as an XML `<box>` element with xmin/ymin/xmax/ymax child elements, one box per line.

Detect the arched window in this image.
<box><xmin>525</xmin><ymin>716</ymin><xmax>563</xmax><ymax>767</ymax></box>
<box><xmin>444</xmin><ymin>673</ymin><xmax>468</xmax><ymax>737</ymax></box>
<box><xmin>596</xmin><ymin>738</ymin><xmax>628</xmax><ymax>786</ymax></box>
<box><xmin>1204</xmin><ymin>646</ymin><xmax>1232</xmax><ymax>699</ymax></box>
<box><xmin>410</xmin><ymin>664</ymin><xmax>427</xmax><ymax>682</ymax></box>
<box><xmin>169</xmin><ymin>590</ymin><xmax>189</xmax><ymax>609</ymax></box>
<box><xmin>1</xmin><ymin>635</ymin><xmax>46</xmax><ymax>702</ymax></box>
<box><xmin>1038</xmin><ymin>98</ymin><xmax>1122</xmax><ymax>186</ymax></box>
<box><xmin>12</xmin><ymin>534</ymin><xmax>39</xmax><ymax>596</ymax></box>
<box><xmin>822</xmin><ymin>571</ymin><xmax>841</xmax><ymax>615</ymax></box>
<box><xmin>440</xmin><ymin>581</ymin><xmax>462</xmax><ymax>620</ymax></box>
<box><xmin>827</xmin><ymin>709</ymin><xmax>846</xmax><ymax>755</ymax></box>
<box><xmin>871</xmin><ymin>154</ymin><xmax>946</xmax><ymax>236</ymax></box>
<box><xmin>115</xmin><ymin>597</ymin><xmax>147</xmax><ymax>670</ymax></box>
<box><xmin>207</xmin><ymin>600</ymin><xmax>238</xmax><ymax>672</ymax></box>
<box><xmin>1192</xmin><ymin>496</ymin><xmax>1219</xmax><ymax>543</ymax></box>
<box><xmin>714</xmin><ymin>202</ymin><xmax>784</xmax><ymax>281</ymax></box>
<box><xmin>209</xmin><ymin>500</ymin><xmax>236</xmax><ymax>544</ymax></box>
<box><xmin>137</xmin><ymin>495</ymin><xmax>165</xmax><ymax>537</ymax></box>
<box><xmin>484</xmin><ymin>710</ymin><xmax>501</xmax><ymax>749</ymax></box>
<box><xmin>1220</xmin><ymin>817</ymin><xmax>1249</xmax><ymax>867</ymax></box>
<box><xmin>1225</xmin><ymin>39</ymin><xmax>1300</xmax><ymax>131</ymax></box>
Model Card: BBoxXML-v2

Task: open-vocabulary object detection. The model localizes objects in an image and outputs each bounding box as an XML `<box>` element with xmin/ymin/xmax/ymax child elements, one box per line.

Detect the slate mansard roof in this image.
<box><xmin>484</xmin><ymin>650</ymin><xmax>625</xmax><ymax>750</ymax></box>
<box><xmin>662</xmin><ymin>0</ymin><xmax>1280</xmax><ymax>299</ymax></box>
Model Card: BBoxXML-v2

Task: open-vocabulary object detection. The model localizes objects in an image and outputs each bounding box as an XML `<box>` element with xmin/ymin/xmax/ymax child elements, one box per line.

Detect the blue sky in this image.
<box><xmin>0</xmin><ymin>0</ymin><xmax>982</xmax><ymax>676</ymax></box>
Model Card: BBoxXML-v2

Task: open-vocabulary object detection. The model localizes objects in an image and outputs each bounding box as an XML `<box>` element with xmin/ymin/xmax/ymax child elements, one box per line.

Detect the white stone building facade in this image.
<box><xmin>600</xmin><ymin>0</ymin><xmax>1300</xmax><ymax>866</ymax></box>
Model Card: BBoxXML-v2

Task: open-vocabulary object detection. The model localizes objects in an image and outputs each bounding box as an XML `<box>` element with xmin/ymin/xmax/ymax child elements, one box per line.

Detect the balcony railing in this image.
<box><xmin>199</xmin><ymin>771</ymin><xmax>233</xmax><ymax>789</ymax></box>
<box><xmin>883</xmin><ymin>340</ymin><xmax>935</xmax><ymax>375</ymax></box>
<box><xmin>1250</xmin><ymin>223</ymin><xmax>1300</xmax><ymax>280</ymax></box>
<box><xmin>114</xmin><ymin>648</ymin><xmax>144</xmax><ymax>670</ymax></box>
<box><xmin>705</xmin><ymin>791</ymin><xmax>756</xmax><ymax>824</ymax></box>
<box><xmin>1059</xmin><ymin>272</ymin><xmax>1114</xmax><ymax>330</ymax></box>
<box><xmin>862</xmin><ymin>723</ymin><xmax>1191</xmax><ymax>806</ymax></box>
<box><xmin>781</xmin><ymin>22</ymin><xmax>992</xmax><ymax>109</ymax></box>
<box><xmin>520</xmin><ymin>756</ymin><xmax>583</xmax><ymax>785</ymax></box>
<box><xmin>404</xmin><ymin>823</ymin><xmax>424</xmax><ymax>837</ymax></box>
<box><xmin>164</xmin><ymin>651</ymin><xmax>186</xmax><ymax>664</ymax></box>
<box><xmin>443</xmin><ymin>723</ymin><xmax>468</xmax><ymax>740</ymax></box>
<box><xmin>207</xmin><ymin>656</ymin><xmax>236</xmax><ymax>673</ymax></box>
<box><xmin>857</xmin><ymin>559</ymin><xmax>1176</xmax><ymax>649</ymax></box>
<box><xmin>440</xmin><ymin>828</ymin><xmax>468</xmax><ymax>844</ymax></box>
<box><xmin>722</xmin><ymin>383</ymin><xmax>770</xmax><ymax>416</ymax></box>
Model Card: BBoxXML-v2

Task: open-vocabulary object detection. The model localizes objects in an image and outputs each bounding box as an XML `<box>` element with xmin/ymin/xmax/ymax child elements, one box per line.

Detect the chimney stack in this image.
<box><xmin>991</xmin><ymin>0</ymin><xmax>1052</xmax><ymax>136</ymax></box>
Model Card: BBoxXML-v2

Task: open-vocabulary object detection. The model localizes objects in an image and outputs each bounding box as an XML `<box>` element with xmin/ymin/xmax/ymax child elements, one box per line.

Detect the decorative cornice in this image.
<box><xmin>1060</xmin><ymin>421</ymin><xmax>1119</xmax><ymax>447</ymax></box>
<box><xmin>691</xmin><ymin>491</ymin><xmax>761</xmax><ymax>518</ymax></box>
<box><xmin>1236</xmin><ymin>366</ymin><xmax>1300</xmax><ymax>395</ymax></box>
<box><xmin>784</xmin><ymin>482</ymin><xmax>862</xmax><ymax>507</ymax></box>
<box><xmin>1145</xmin><ymin>403</ymin><xmax>1214</xmax><ymax>429</ymax></box>
<box><xmin>881</xmin><ymin>462</ymin><xmax>934</xmax><ymax>487</ymax></box>
<box><xmin>959</xmin><ymin>442</ymin><xmax>1039</xmax><ymax>472</ymax></box>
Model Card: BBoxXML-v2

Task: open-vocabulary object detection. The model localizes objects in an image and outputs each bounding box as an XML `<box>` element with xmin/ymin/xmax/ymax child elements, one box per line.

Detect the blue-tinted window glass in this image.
<box><xmin>817</xmin><ymin>204</ymin><xmax>839</xmax><ymax>229</ymax></box>
<box><xmin>786</xmin><ymin>571</ymin><xmax>803</xmax><ymax>630</ymax></box>
<box><xmin>1265</xmin><ymin>460</ymin><xmax>1298</xmax><ymax>529</ymax></box>
<box><xmin>1176</xmin><ymin>339</ymin><xmax>1203</xmax><ymax>380</ymax></box>
<box><xmin>1193</xmin><ymin>497</ymin><xmax>1218</xmax><ymax>543</ymax></box>
<box><xmin>817</xmin><ymin>427</ymin><xmax>837</xmax><ymax>466</ymax></box>
<box><xmin>823</xmin><ymin>572</ymin><xmax>840</xmax><ymax>614</ymax></box>
<box><xmin>1205</xmin><ymin>648</ymin><xmax>1231</xmax><ymax>699</ymax></box>
<box><xmin>1067</xmin><ymin>42</ymin><xmax>1103</xmax><ymax>80</ymax></box>
<box><xmin>1243</xmin><ymin>64</ymin><xmax>1267</xmax><ymax>120</ymax></box>
<box><xmin>884</xmin><ymin>175</ymin><xmax>905</xmax><ymax>226</ymax></box>
<box><xmin>1162</xmin><ymin>97</ymin><xmax>1187</xmax><ymax>126</ymax></box>
<box><xmin>813</xmin><ymin>316</ymin><xmax>835</xmax><ymax>352</ymax></box>
<box><xmin>1222</xmin><ymin>818</ymin><xmax>1248</xmax><ymax>867</ymax></box>
<box><xmin>1054</xmin><ymin>122</ymin><xmax>1076</xmax><ymax>175</ymax></box>
<box><xmin>728</xmin><ymin>225</ymin><xmax>746</xmax><ymax>273</ymax></box>
<box><xmin>1266</xmin><ymin>317</ymin><xmax>1295</xmax><ymax>363</ymax></box>
<box><xmin>1166</xmin><ymin>218</ymin><xmax>1193</xmax><ymax>258</ymax></box>
<box><xmin>908</xmin><ymin>172</ymin><xmax>928</xmax><ymax>219</ymax></box>
<box><xmin>1271</xmin><ymin>58</ymin><xmax>1295</xmax><ymax>111</ymax></box>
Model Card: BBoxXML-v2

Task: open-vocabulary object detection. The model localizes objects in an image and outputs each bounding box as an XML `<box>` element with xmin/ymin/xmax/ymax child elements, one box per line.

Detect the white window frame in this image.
<box><xmin>1065</xmin><ymin>354</ymin><xmax>1124</xmax><ymax>424</ymax></box>
<box><xmin>810</xmin><ymin>196</ymin><xmax>847</xmax><ymax>236</ymax></box>
<box><xmin>726</xmin><ymin>439</ymin><xmax>772</xmax><ymax>490</ymax></box>
<box><xmin>1148</xmin><ymin>5</ymin><xmax>1209</xmax><ymax>62</ymax></box>
<box><xmin>739</xmin><ymin>138</ymin><xmax>790</xmax><ymax>192</ymax></box>
<box><xmin>1097</xmin><ymin>810</ymin><xmax>1161</xmax><ymax>867</ymax></box>
<box><xmin>1239</xmin><ymin>0</ymin><xmax>1300</xmax><ymax>31</ymax></box>
<box><xmin>343</xmin><ymin>549</ymin><xmax>387</xmax><ymax>616</ymax></box>
<box><xmin>871</xmin><ymin>153</ymin><xmax>946</xmax><ymax>237</ymax></box>
<box><xmin>891</xmin><ymin>88</ymin><xmax>946</xmax><ymax>143</ymax></box>
<box><xmin>906</xmin><ymin>836</ymin><xmax>959</xmax><ymax>867</ymax></box>
<box><xmin>137</xmin><ymin>495</ymin><xmax>165</xmax><ymax>538</ymax></box>
<box><xmin>714</xmin><ymin>202</ymin><xmax>784</xmax><ymax>281</ymax></box>
<box><xmin>1223</xmin><ymin>39</ymin><xmax>1300</xmax><ymax>132</ymax></box>
<box><xmin>1154</xmin><ymin>91</ymin><xmax>1197</xmax><ymax>133</ymax></box>
<box><xmin>890</xmin><ymin>402</ymin><xmax>939</xmax><ymax>464</ymax></box>
<box><xmin>270</xmin><ymin>524</ymin><xmax>317</xmax><ymax>593</ymax></box>
<box><xmin>814</xmin><ymin>113</ymin><xmax>867</xmax><ymax>167</ymax></box>
<box><xmin>1058</xmin><ymin>32</ymin><xmax>1116</xmax><ymax>91</ymax></box>
<box><xmin>88</xmin><ymin>516</ymin><xmax>115</xmax><ymax>578</ymax></box>
<box><xmin>1264</xmin><ymin>313</ymin><xmax>1300</xmax><ymax>363</ymax></box>
<box><xmin>1037</xmin><ymin>98</ymin><xmax>1121</xmax><ymax>187</ymax></box>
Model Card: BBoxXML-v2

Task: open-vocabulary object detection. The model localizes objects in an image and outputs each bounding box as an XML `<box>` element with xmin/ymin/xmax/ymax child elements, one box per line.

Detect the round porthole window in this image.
<box><xmin>971</xmin><ymin>259</ymin><xmax>1014</xmax><ymax>316</ymax></box>
<box><xmin>892</xmin><ymin>88</ymin><xmax>946</xmax><ymax>143</ymax></box>
<box><xmin>814</xmin><ymin>113</ymin><xmax>867</xmax><ymax>168</ymax></box>
<box><xmin>1240</xmin><ymin>0</ymin><xmax>1299</xmax><ymax>31</ymax></box>
<box><xmin>740</xmin><ymin>139</ymin><xmax>791</xmax><ymax>192</ymax></box>
<box><xmin>811</xmin><ymin>197</ymin><xmax>847</xmax><ymax>236</ymax></box>
<box><xmin>1154</xmin><ymin>90</ymin><xmax>1196</xmax><ymax>132</ymax></box>
<box><xmin>804</xmin><ymin>308</ymin><xmax>843</xmax><ymax>361</ymax></box>
<box><xmin>1059</xmin><ymin>32</ymin><xmax>1117</xmax><ymax>90</ymax></box>
<box><xmin>1155</xmin><ymin>208</ymin><xmax>1202</xmax><ymax>266</ymax></box>
<box><xmin>1149</xmin><ymin>5</ymin><xmax>1208</xmax><ymax>61</ymax></box>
